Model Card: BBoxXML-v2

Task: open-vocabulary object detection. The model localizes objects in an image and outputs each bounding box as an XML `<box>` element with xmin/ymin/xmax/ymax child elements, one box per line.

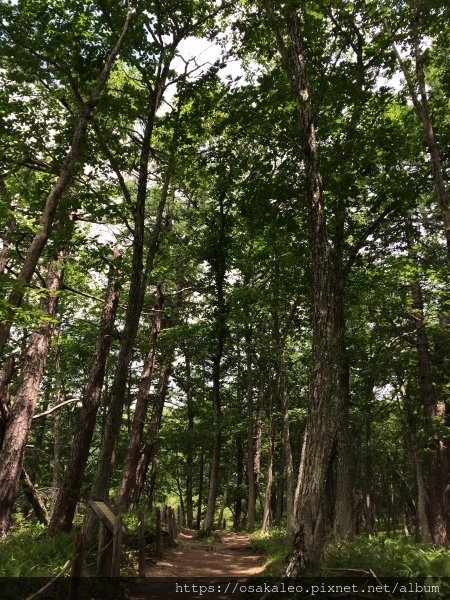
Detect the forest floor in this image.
<box><xmin>146</xmin><ymin>528</ymin><xmax>264</xmax><ymax>577</ymax></box>
<box><xmin>126</xmin><ymin>529</ymin><xmax>265</xmax><ymax>599</ymax></box>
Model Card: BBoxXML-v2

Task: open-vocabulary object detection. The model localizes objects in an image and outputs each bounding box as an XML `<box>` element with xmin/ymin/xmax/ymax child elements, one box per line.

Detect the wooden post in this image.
<box><xmin>97</xmin><ymin>523</ymin><xmax>113</xmax><ymax>576</ymax></box>
<box><xmin>111</xmin><ymin>516</ymin><xmax>122</xmax><ymax>577</ymax></box>
<box><xmin>173</xmin><ymin>508</ymin><xmax>178</xmax><ymax>539</ymax></box>
<box><xmin>168</xmin><ymin>507</ymin><xmax>177</xmax><ymax>546</ymax></box>
<box><xmin>155</xmin><ymin>506</ymin><xmax>162</xmax><ymax>558</ymax></box>
<box><xmin>68</xmin><ymin>533</ymin><xmax>86</xmax><ymax>600</ymax></box>
<box><xmin>138</xmin><ymin>509</ymin><xmax>146</xmax><ymax>577</ymax></box>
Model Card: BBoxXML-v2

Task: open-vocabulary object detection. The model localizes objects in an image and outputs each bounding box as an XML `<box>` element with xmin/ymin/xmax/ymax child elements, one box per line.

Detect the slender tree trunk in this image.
<box><xmin>0</xmin><ymin>253</ymin><xmax>64</xmax><ymax>536</ymax></box>
<box><xmin>83</xmin><ymin>101</ymin><xmax>174</xmax><ymax>539</ymax></box>
<box><xmin>405</xmin><ymin>215</ymin><xmax>447</xmax><ymax>545</ymax></box>
<box><xmin>244</xmin><ymin>320</ymin><xmax>257</xmax><ymax>529</ymax></box>
<box><xmin>143</xmin><ymin>363</ymin><xmax>173</xmax><ymax>509</ymax></box>
<box><xmin>390</xmin><ymin>3</ymin><xmax>450</xmax><ymax>255</ymax></box>
<box><xmin>233</xmin><ymin>434</ymin><xmax>244</xmax><ymax>530</ymax></box>
<box><xmin>0</xmin><ymin>181</ymin><xmax>16</xmax><ymax>276</ymax></box>
<box><xmin>264</xmin><ymin>3</ymin><xmax>339</xmax><ymax>574</ymax></box>
<box><xmin>203</xmin><ymin>192</ymin><xmax>227</xmax><ymax>531</ymax></box>
<box><xmin>262</xmin><ymin>389</ymin><xmax>276</xmax><ymax>534</ymax></box>
<box><xmin>218</xmin><ymin>471</ymin><xmax>230</xmax><ymax>528</ymax></box>
<box><xmin>20</xmin><ymin>468</ymin><xmax>49</xmax><ymax>526</ymax></box>
<box><xmin>51</xmin><ymin>349</ymin><xmax>63</xmax><ymax>506</ymax></box>
<box><xmin>46</xmin><ymin>255</ymin><xmax>120</xmax><ymax>536</ymax></box>
<box><xmin>185</xmin><ymin>355</ymin><xmax>195</xmax><ymax>529</ymax></box>
<box><xmin>196</xmin><ymin>449</ymin><xmax>205</xmax><ymax>530</ymax></box>
<box><xmin>0</xmin><ymin>6</ymin><xmax>133</xmax><ymax>353</ymax></box>
<box><xmin>333</xmin><ymin>273</ymin><xmax>354</xmax><ymax>540</ymax></box>
<box><xmin>115</xmin><ymin>283</ymin><xmax>166</xmax><ymax>510</ymax></box>
<box><xmin>127</xmin><ymin>286</ymin><xmax>183</xmax><ymax>507</ymax></box>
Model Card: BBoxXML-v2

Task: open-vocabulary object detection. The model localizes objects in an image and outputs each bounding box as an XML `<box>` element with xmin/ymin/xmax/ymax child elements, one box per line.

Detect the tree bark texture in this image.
<box><xmin>0</xmin><ymin>253</ymin><xmax>64</xmax><ymax>536</ymax></box>
<box><xmin>264</xmin><ymin>2</ymin><xmax>339</xmax><ymax>574</ymax></box>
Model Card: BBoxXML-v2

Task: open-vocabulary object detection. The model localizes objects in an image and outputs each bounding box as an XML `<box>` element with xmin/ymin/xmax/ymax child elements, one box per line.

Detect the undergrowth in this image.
<box><xmin>194</xmin><ymin>530</ymin><xmax>222</xmax><ymax>544</ymax></box>
<box><xmin>0</xmin><ymin>522</ymin><xmax>75</xmax><ymax>577</ymax></box>
<box><xmin>325</xmin><ymin>533</ymin><xmax>450</xmax><ymax>579</ymax></box>
<box><xmin>251</xmin><ymin>527</ymin><xmax>291</xmax><ymax>576</ymax></box>
<box><xmin>252</xmin><ymin>527</ymin><xmax>450</xmax><ymax>595</ymax></box>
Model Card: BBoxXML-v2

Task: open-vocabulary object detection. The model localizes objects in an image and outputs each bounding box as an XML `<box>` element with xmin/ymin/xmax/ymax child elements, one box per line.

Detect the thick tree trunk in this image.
<box><xmin>264</xmin><ymin>3</ymin><xmax>338</xmax><ymax>574</ymax></box>
<box><xmin>46</xmin><ymin>256</ymin><xmax>120</xmax><ymax>536</ymax></box>
<box><xmin>0</xmin><ymin>6</ymin><xmax>133</xmax><ymax>353</ymax></box>
<box><xmin>0</xmin><ymin>354</ymin><xmax>15</xmax><ymax>448</ymax></box>
<box><xmin>203</xmin><ymin>193</ymin><xmax>227</xmax><ymax>531</ymax></box>
<box><xmin>115</xmin><ymin>283</ymin><xmax>166</xmax><ymax>510</ymax></box>
<box><xmin>0</xmin><ymin>254</ymin><xmax>64</xmax><ymax>536</ymax></box>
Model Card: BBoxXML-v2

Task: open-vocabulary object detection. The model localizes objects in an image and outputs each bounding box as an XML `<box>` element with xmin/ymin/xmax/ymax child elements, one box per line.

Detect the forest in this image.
<box><xmin>0</xmin><ymin>0</ymin><xmax>449</xmax><ymax>596</ymax></box>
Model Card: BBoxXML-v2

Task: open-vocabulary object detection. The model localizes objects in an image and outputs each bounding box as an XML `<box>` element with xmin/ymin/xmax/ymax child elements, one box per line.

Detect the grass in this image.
<box><xmin>251</xmin><ymin>527</ymin><xmax>291</xmax><ymax>576</ymax></box>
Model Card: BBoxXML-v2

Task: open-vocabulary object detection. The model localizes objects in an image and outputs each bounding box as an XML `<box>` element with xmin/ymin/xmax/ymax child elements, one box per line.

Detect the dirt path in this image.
<box><xmin>125</xmin><ymin>529</ymin><xmax>264</xmax><ymax>599</ymax></box>
<box><xmin>145</xmin><ymin>529</ymin><xmax>264</xmax><ymax>577</ymax></box>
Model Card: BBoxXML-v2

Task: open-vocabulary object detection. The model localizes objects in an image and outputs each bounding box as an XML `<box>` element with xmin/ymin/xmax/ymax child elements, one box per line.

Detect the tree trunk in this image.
<box><xmin>233</xmin><ymin>434</ymin><xmax>244</xmax><ymax>530</ymax></box>
<box><xmin>390</xmin><ymin>3</ymin><xmax>450</xmax><ymax>255</ymax></box>
<box><xmin>46</xmin><ymin>255</ymin><xmax>120</xmax><ymax>536</ymax></box>
<box><xmin>196</xmin><ymin>449</ymin><xmax>205</xmax><ymax>530</ymax></box>
<box><xmin>0</xmin><ymin>6</ymin><xmax>133</xmax><ymax>353</ymax></box>
<box><xmin>115</xmin><ymin>283</ymin><xmax>166</xmax><ymax>510</ymax></box>
<box><xmin>264</xmin><ymin>3</ymin><xmax>339</xmax><ymax>574</ymax></box>
<box><xmin>142</xmin><ymin>362</ymin><xmax>173</xmax><ymax>509</ymax></box>
<box><xmin>333</xmin><ymin>273</ymin><xmax>354</xmax><ymax>540</ymax></box>
<box><xmin>262</xmin><ymin>401</ymin><xmax>275</xmax><ymax>534</ymax></box>
<box><xmin>20</xmin><ymin>468</ymin><xmax>49</xmax><ymax>526</ymax></box>
<box><xmin>185</xmin><ymin>355</ymin><xmax>195</xmax><ymax>529</ymax></box>
<box><xmin>0</xmin><ymin>354</ymin><xmax>15</xmax><ymax>449</ymax></box>
<box><xmin>245</xmin><ymin>321</ymin><xmax>257</xmax><ymax>529</ymax></box>
<box><xmin>405</xmin><ymin>215</ymin><xmax>447</xmax><ymax>546</ymax></box>
<box><xmin>203</xmin><ymin>192</ymin><xmax>227</xmax><ymax>531</ymax></box>
<box><xmin>0</xmin><ymin>253</ymin><xmax>64</xmax><ymax>536</ymax></box>
<box><xmin>83</xmin><ymin>95</ymin><xmax>174</xmax><ymax>539</ymax></box>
